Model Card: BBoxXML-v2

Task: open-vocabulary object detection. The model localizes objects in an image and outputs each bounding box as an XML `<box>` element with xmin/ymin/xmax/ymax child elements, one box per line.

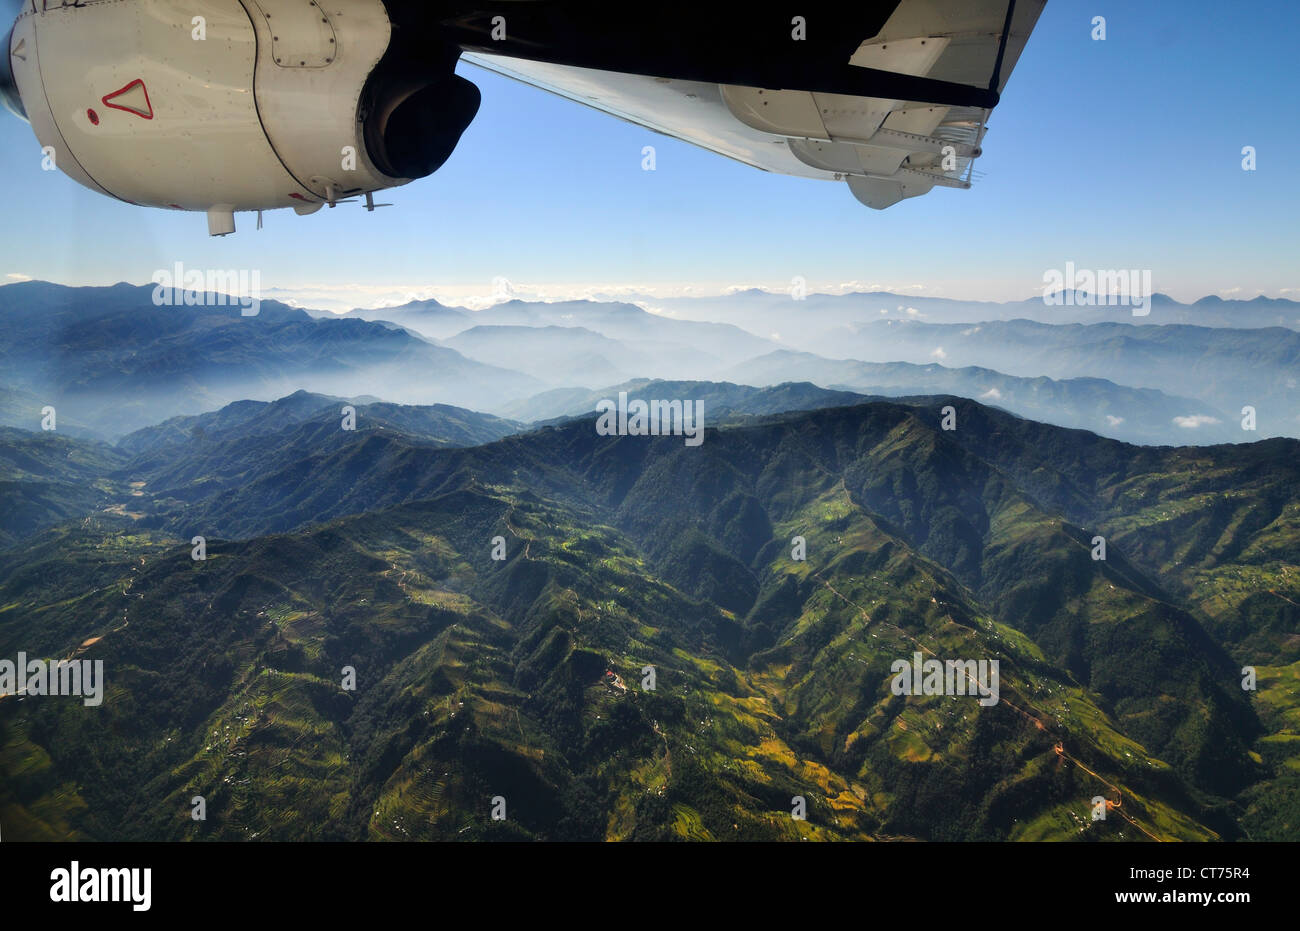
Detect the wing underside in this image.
<box><xmin>459</xmin><ymin>0</ymin><xmax>1045</xmax><ymax>209</ymax></box>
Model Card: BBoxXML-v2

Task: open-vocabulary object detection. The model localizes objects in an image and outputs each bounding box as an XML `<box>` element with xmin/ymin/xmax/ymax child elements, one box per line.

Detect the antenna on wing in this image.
<box><xmin>323</xmin><ymin>183</ymin><xmax>360</xmax><ymax>208</ymax></box>
<box><xmin>363</xmin><ymin>192</ymin><xmax>392</xmax><ymax>212</ymax></box>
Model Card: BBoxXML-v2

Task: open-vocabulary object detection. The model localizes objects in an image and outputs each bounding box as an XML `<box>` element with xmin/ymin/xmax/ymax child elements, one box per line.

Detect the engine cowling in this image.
<box><xmin>3</xmin><ymin>0</ymin><xmax>478</xmax><ymax>233</ymax></box>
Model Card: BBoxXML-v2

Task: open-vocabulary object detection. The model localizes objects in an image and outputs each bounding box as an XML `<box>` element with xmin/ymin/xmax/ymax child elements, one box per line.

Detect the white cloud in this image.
<box><xmin>168</xmin><ymin>277</ymin><xmax>1300</xmax><ymax>317</ymax></box>
<box><xmin>5</xmin><ymin>273</ymin><xmax>31</xmax><ymax>281</ymax></box>
<box><xmin>930</xmin><ymin>347</ymin><xmax>947</xmax><ymax>360</ymax></box>
<box><xmin>1105</xmin><ymin>415</ymin><xmax>1125</xmax><ymax>426</ymax></box>
<box><xmin>264</xmin><ymin>281</ymin><xmax>756</xmax><ymax>313</ymax></box>
<box><xmin>980</xmin><ymin>387</ymin><xmax>1002</xmax><ymax>400</ymax></box>
<box><xmin>1173</xmin><ymin>414</ymin><xmax>1221</xmax><ymax>429</ymax></box>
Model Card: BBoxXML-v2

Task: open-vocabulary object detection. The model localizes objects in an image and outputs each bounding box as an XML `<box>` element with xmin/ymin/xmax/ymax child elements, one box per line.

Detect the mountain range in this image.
<box><xmin>2</xmin><ymin>281</ymin><xmax>1294</xmax><ymax>445</ymax></box>
<box><xmin>2</xmin><ymin>279</ymin><xmax>1296</xmax><ymax>842</ymax></box>
<box><xmin>0</xmin><ymin>281</ymin><xmax>540</xmax><ymax>438</ymax></box>
<box><xmin>2</xmin><ymin>393</ymin><xmax>1297</xmax><ymax>840</ymax></box>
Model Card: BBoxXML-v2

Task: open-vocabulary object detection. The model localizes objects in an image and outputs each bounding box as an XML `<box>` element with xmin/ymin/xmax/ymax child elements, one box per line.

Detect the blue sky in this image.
<box><xmin>1</xmin><ymin>0</ymin><xmax>1297</xmax><ymax>308</ymax></box>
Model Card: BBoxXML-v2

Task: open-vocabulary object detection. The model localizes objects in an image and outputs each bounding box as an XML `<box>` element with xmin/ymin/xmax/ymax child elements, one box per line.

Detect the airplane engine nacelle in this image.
<box><xmin>4</xmin><ymin>0</ymin><xmax>479</xmax><ymax>233</ymax></box>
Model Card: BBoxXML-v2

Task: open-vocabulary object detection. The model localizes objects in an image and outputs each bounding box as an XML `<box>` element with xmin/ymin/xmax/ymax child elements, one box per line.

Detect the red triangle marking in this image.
<box><xmin>101</xmin><ymin>79</ymin><xmax>153</xmax><ymax>120</ymax></box>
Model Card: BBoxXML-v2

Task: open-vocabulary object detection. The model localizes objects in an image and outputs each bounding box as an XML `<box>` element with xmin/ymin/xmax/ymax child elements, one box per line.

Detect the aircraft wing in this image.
<box><xmin>447</xmin><ymin>0</ymin><xmax>1047</xmax><ymax>209</ymax></box>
